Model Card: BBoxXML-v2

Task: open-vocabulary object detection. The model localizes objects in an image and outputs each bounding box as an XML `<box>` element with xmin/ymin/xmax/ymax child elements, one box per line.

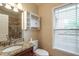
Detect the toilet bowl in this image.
<box><xmin>34</xmin><ymin>48</ymin><xmax>49</xmax><ymax>56</ymax></box>
<box><xmin>30</xmin><ymin>40</ymin><xmax>49</xmax><ymax>56</ymax></box>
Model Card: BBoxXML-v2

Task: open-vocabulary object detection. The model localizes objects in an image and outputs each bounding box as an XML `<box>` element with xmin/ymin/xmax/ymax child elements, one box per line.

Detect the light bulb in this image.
<box><xmin>13</xmin><ymin>7</ymin><xmax>18</xmax><ymax>12</ymax></box>
<box><xmin>0</xmin><ymin>3</ymin><xmax>3</xmax><ymax>6</ymax></box>
<box><xmin>17</xmin><ymin>3</ymin><xmax>22</xmax><ymax>10</ymax></box>
<box><xmin>5</xmin><ymin>4</ymin><xmax>12</xmax><ymax>9</ymax></box>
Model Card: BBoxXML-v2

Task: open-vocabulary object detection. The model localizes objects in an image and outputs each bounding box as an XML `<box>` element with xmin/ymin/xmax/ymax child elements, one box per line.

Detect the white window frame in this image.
<box><xmin>52</xmin><ymin>3</ymin><xmax>68</xmax><ymax>49</ymax></box>
<box><xmin>52</xmin><ymin>3</ymin><xmax>79</xmax><ymax>55</ymax></box>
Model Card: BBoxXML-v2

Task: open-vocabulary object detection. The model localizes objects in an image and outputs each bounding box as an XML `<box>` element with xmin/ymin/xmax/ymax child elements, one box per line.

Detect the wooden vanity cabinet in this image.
<box><xmin>14</xmin><ymin>47</ymin><xmax>34</xmax><ymax>56</ymax></box>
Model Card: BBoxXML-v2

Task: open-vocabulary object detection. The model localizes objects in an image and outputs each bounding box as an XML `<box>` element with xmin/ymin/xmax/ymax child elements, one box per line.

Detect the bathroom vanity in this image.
<box><xmin>0</xmin><ymin>41</ymin><xmax>35</xmax><ymax>56</ymax></box>
<box><xmin>14</xmin><ymin>46</ymin><xmax>34</xmax><ymax>56</ymax></box>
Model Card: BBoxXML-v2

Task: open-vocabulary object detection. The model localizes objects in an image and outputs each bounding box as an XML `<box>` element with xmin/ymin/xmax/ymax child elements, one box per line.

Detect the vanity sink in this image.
<box><xmin>2</xmin><ymin>46</ymin><xmax>22</xmax><ymax>53</ymax></box>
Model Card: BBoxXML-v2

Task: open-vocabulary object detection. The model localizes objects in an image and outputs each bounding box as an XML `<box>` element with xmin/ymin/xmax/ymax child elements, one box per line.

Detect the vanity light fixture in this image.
<box><xmin>1</xmin><ymin>3</ymin><xmax>22</xmax><ymax>12</ymax></box>
<box><xmin>0</xmin><ymin>3</ymin><xmax>3</xmax><ymax>6</ymax></box>
<box><xmin>5</xmin><ymin>4</ymin><xmax>12</xmax><ymax>9</ymax></box>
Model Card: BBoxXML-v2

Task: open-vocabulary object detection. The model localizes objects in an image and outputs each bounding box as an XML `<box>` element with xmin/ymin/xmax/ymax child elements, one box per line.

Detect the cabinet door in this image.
<box><xmin>14</xmin><ymin>47</ymin><xmax>34</xmax><ymax>56</ymax></box>
<box><xmin>31</xmin><ymin>14</ymin><xmax>40</xmax><ymax>28</ymax></box>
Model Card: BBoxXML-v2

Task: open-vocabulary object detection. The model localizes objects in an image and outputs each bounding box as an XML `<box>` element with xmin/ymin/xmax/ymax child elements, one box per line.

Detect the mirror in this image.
<box><xmin>0</xmin><ymin>5</ymin><xmax>22</xmax><ymax>42</ymax></box>
<box><xmin>0</xmin><ymin>13</ymin><xmax>8</xmax><ymax>41</ymax></box>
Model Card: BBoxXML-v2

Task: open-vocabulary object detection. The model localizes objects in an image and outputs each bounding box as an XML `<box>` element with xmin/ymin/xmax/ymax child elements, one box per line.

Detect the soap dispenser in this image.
<box><xmin>29</xmin><ymin>38</ymin><xmax>33</xmax><ymax>45</ymax></box>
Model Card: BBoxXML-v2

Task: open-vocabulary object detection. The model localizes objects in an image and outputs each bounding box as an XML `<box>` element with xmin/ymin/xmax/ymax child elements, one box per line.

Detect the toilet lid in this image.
<box><xmin>34</xmin><ymin>49</ymin><xmax>49</xmax><ymax>56</ymax></box>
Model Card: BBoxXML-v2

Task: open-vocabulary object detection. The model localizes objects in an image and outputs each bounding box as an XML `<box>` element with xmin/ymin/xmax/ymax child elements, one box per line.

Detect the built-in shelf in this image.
<box><xmin>22</xmin><ymin>11</ymin><xmax>40</xmax><ymax>30</ymax></box>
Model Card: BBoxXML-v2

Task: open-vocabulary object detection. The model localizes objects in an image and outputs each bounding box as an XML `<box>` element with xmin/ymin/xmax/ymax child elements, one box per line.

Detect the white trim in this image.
<box><xmin>52</xmin><ymin>4</ymin><xmax>68</xmax><ymax>49</ymax></box>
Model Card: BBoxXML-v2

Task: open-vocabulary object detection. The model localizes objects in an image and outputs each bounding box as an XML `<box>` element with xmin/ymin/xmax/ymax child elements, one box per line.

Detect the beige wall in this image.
<box><xmin>37</xmin><ymin>3</ymin><xmax>76</xmax><ymax>56</ymax></box>
<box><xmin>21</xmin><ymin>3</ymin><xmax>39</xmax><ymax>41</ymax></box>
<box><xmin>22</xmin><ymin>3</ymin><xmax>38</xmax><ymax>14</ymax></box>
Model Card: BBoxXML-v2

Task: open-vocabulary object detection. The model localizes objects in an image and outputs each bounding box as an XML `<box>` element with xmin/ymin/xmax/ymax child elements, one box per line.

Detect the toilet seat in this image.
<box><xmin>34</xmin><ymin>49</ymin><xmax>49</xmax><ymax>56</ymax></box>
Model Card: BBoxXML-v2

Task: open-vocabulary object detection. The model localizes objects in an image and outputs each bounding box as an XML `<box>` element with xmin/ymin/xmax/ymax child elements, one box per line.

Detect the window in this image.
<box><xmin>54</xmin><ymin>4</ymin><xmax>79</xmax><ymax>55</ymax></box>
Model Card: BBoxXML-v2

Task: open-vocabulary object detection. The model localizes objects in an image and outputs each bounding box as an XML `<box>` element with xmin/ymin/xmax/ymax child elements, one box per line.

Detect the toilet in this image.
<box><xmin>30</xmin><ymin>40</ymin><xmax>49</xmax><ymax>56</ymax></box>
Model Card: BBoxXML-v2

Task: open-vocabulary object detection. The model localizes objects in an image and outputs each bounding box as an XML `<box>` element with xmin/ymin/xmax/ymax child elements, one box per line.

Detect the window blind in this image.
<box><xmin>54</xmin><ymin>4</ymin><xmax>79</xmax><ymax>55</ymax></box>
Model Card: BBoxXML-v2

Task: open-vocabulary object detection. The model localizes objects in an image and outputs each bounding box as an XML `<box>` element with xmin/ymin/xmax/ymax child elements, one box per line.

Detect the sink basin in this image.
<box><xmin>2</xmin><ymin>46</ymin><xmax>22</xmax><ymax>53</ymax></box>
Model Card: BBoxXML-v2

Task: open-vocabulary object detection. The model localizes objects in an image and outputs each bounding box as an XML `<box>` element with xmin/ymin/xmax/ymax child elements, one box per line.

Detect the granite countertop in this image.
<box><xmin>0</xmin><ymin>41</ymin><xmax>33</xmax><ymax>56</ymax></box>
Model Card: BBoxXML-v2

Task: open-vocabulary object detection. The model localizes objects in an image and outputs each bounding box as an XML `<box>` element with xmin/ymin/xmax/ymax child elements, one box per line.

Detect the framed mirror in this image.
<box><xmin>0</xmin><ymin>4</ymin><xmax>22</xmax><ymax>42</ymax></box>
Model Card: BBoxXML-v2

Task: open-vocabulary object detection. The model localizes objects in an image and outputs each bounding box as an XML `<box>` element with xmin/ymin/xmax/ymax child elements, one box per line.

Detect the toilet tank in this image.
<box><xmin>31</xmin><ymin>40</ymin><xmax>38</xmax><ymax>51</ymax></box>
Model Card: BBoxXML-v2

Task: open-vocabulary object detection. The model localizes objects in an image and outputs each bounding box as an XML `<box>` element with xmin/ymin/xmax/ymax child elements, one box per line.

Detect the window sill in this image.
<box><xmin>53</xmin><ymin>47</ymin><xmax>79</xmax><ymax>56</ymax></box>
